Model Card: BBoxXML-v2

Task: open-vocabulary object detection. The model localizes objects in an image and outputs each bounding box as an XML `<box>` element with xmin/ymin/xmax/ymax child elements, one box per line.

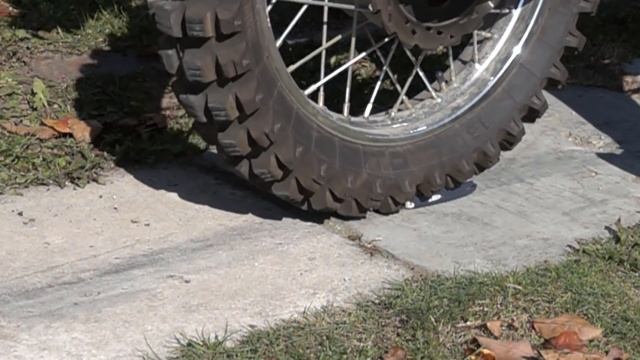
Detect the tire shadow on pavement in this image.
<box><xmin>125</xmin><ymin>153</ymin><xmax>328</xmax><ymax>222</ymax></box>
<box><xmin>552</xmin><ymin>87</ymin><xmax>640</xmax><ymax>177</ymax></box>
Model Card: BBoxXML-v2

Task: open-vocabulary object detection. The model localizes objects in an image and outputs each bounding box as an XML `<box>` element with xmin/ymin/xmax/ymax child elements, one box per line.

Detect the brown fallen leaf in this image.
<box><xmin>43</xmin><ymin>116</ymin><xmax>74</xmax><ymax>134</ymax></box>
<box><xmin>383</xmin><ymin>346</ymin><xmax>407</xmax><ymax>360</ymax></box>
<box><xmin>548</xmin><ymin>331</ymin><xmax>586</xmax><ymax>352</ymax></box>
<box><xmin>43</xmin><ymin>116</ymin><xmax>103</xmax><ymax>143</ymax></box>
<box><xmin>533</xmin><ymin>314</ymin><xmax>603</xmax><ymax>342</ymax></box>
<box><xmin>476</xmin><ymin>336</ymin><xmax>536</xmax><ymax>360</ymax></box>
<box><xmin>606</xmin><ymin>347</ymin><xmax>629</xmax><ymax>360</ymax></box>
<box><xmin>486</xmin><ymin>320</ymin><xmax>503</xmax><ymax>338</ymax></box>
<box><xmin>468</xmin><ymin>349</ymin><xmax>497</xmax><ymax>360</ymax></box>
<box><xmin>70</xmin><ymin>119</ymin><xmax>102</xmax><ymax>143</ymax></box>
<box><xmin>0</xmin><ymin>1</ymin><xmax>18</xmax><ymax>17</ymax></box>
<box><xmin>540</xmin><ymin>350</ymin><xmax>606</xmax><ymax>360</ymax></box>
<box><xmin>1</xmin><ymin>122</ymin><xmax>60</xmax><ymax>140</ymax></box>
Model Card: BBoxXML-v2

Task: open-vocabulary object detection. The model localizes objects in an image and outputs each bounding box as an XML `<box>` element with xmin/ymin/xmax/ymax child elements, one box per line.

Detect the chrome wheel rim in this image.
<box><xmin>265</xmin><ymin>0</ymin><xmax>545</xmax><ymax>140</ymax></box>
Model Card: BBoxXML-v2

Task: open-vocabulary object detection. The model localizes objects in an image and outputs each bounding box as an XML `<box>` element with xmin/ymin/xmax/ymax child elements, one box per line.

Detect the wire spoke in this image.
<box><xmin>342</xmin><ymin>8</ymin><xmax>359</xmax><ymax>116</ymax></box>
<box><xmin>473</xmin><ymin>31</ymin><xmax>479</xmax><ymax>66</ymax></box>
<box><xmin>276</xmin><ymin>5</ymin><xmax>309</xmax><ymax>48</ymax></box>
<box><xmin>274</xmin><ymin>0</ymin><xmax>372</xmax><ymax>13</ymax></box>
<box><xmin>392</xmin><ymin>52</ymin><xmax>427</xmax><ymax>115</ymax></box>
<box><xmin>318</xmin><ymin>0</ymin><xmax>329</xmax><ymax>106</ymax></box>
<box><xmin>287</xmin><ymin>20</ymin><xmax>369</xmax><ymax>73</ymax></box>
<box><xmin>364</xmin><ymin>30</ymin><xmax>412</xmax><ymax>110</ymax></box>
<box><xmin>448</xmin><ymin>46</ymin><xmax>456</xmax><ymax>84</ymax></box>
<box><xmin>401</xmin><ymin>47</ymin><xmax>441</xmax><ymax>102</ymax></box>
<box><xmin>364</xmin><ymin>39</ymin><xmax>401</xmax><ymax>118</ymax></box>
<box><xmin>304</xmin><ymin>35</ymin><xmax>395</xmax><ymax>96</ymax></box>
<box><xmin>267</xmin><ymin>0</ymin><xmax>278</xmax><ymax>13</ymax></box>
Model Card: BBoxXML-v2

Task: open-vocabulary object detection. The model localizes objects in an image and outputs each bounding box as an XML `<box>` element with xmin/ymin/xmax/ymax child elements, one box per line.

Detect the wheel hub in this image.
<box><xmin>371</xmin><ymin>0</ymin><xmax>498</xmax><ymax>50</ymax></box>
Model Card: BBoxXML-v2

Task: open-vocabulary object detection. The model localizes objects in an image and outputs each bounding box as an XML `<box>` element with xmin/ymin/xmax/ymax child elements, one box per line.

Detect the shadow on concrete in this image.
<box><xmin>552</xmin><ymin>87</ymin><xmax>640</xmax><ymax>177</ymax></box>
<box><xmin>125</xmin><ymin>154</ymin><xmax>326</xmax><ymax>222</ymax></box>
<box><xmin>6</xmin><ymin>0</ymin><xmax>321</xmax><ymax>221</ymax></box>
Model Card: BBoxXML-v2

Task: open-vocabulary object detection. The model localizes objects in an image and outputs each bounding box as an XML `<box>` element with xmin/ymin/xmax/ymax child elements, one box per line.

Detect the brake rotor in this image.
<box><xmin>371</xmin><ymin>0</ymin><xmax>498</xmax><ymax>50</ymax></box>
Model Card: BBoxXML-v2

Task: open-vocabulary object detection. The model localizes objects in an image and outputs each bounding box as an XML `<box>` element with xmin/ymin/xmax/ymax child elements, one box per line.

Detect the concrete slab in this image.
<box><xmin>1</xmin><ymin>85</ymin><xmax>638</xmax><ymax>359</ymax></box>
<box><xmin>0</xmin><ymin>167</ymin><xmax>408</xmax><ymax>360</ymax></box>
<box><xmin>346</xmin><ymin>87</ymin><xmax>640</xmax><ymax>272</ymax></box>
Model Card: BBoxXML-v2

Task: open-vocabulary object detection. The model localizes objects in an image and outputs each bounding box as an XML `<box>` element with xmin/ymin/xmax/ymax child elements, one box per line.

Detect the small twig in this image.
<box><xmin>455</xmin><ymin>320</ymin><xmax>485</xmax><ymax>329</ymax></box>
<box><xmin>506</xmin><ymin>283</ymin><xmax>524</xmax><ymax>291</ymax></box>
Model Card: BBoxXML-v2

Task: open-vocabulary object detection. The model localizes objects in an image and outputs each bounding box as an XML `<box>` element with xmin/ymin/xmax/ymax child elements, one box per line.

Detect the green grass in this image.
<box><xmin>0</xmin><ymin>63</ymin><xmax>206</xmax><ymax>193</ymax></box>
<box><xmin>0</xmin><ymin>133</ymin><xmax>109</xmax><ymax>193</ymax></box>
<box><xmin>152</xmin><ymin>225</ymin><xmax>640</xmax><ymax>360</ymax></box>
<box><xmin>1</xmin><ymin>0</ymin><xmax>155</xmax><ymax>60</ymax></box>
<box><xmin>0</xmin><ymin>0</ymin><xmax>206</xmax><ymax>193</ymax></box>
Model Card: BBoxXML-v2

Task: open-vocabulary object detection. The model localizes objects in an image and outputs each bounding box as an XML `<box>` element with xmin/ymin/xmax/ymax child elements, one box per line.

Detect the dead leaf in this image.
<box><xmin>548</xmin><ymin>331</ymin><xmax>586</xmax><ymax>352</ymax></box>
<box><xmin>476</xmin><ymin>336</ymin><xmax>536</xmax><ymax>360</ymax></box>
<box><xmin>486</xmin><ymin>320</ymin><xmax>503</xmax><ymax>338</ymax></box>
<box><xmin>43</xmin><ymin>116</ymin><xmax>103</xmax><ymax>143</ymax></box>
<box><xmin>0</xmin><ymin>1</ymin><xmax>18</xmax><ymax>17</ymax></box>
<box><xmin>383</xmin><ymin>346</ymin><xmax>407</xmax><ymax>360</ymax></box>
<box><xmin>533</xmin><ymin>314</ymin><xmax>603</xmax><ymax>342</ymax></box>
<box><xmin>43</xmin><ymin>117</ymin><xmax>74</xmax><ymax>134</ymax></box>
<box><xmin>468</xmin><ymin>349</ymin><xmax>497</xmax><ymax>360</ymax></box>
<box><xmin>606</xmin><ymin>347</ymin><xmax>629</xmax><ymax>360</ymax></box>
<box><xmin>1</xmin><ymin>122</ymin><xmax>60</xmax><ymax>140</ymax></box>
<box><xmin>70</xmin><ymin>119</ymin><xmax>102</xmax><ymax>143</ymax></box>
<box><xmin>540</xmin><ymin>350</ymin><xmax>606</xmax><ymax>360</ymax></box>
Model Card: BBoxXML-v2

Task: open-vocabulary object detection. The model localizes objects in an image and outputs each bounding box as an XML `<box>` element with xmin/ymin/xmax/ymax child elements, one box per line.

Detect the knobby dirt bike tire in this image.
<box><xmin>148</xmin><ymin>0</ymin><xmax>600</xmax><ymax>217</ymax></box>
